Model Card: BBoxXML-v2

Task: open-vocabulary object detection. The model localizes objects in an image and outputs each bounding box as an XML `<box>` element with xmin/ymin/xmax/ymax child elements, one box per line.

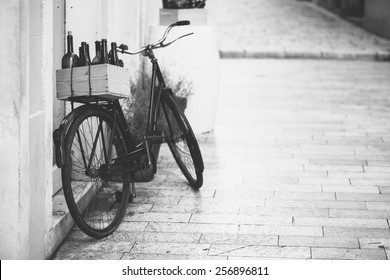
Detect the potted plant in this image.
<box><xmin>122</xmin><ymin>68</ymin><xmax>193</xmax><ymax>182</ymax></box>
<box><xmin>162</xmin><ymin>0</ymin><xmax>206</xmax><ymax>9</ymax></box>
<box><xmin>160</xmin><ymin>0</ymin><xmax>207</xmax><ymax>25</ymax></box>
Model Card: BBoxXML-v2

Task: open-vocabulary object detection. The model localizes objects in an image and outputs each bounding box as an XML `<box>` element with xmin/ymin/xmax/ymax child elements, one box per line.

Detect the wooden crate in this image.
<box><xmin>159</xmin><ymin>8</ymin><xmax>207</xmax><ymax>26</ymax></box>
<box><xmin>56</xmin><ymin>64</ymin><xmax>130</xmax><ymax>100</ymax></box>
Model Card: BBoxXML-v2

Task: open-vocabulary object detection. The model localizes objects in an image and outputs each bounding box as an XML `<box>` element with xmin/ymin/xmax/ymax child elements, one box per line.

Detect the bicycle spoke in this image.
<box><xmin>99</xmin><ymin>118</ymin><xmax>109</xmax><ymax>164</ymax></box>
<box><xmin>75</xmin><ymin>129</ymin><xmax>88</xmax><ymax>169</ymax></box>
<box><xmin>158</xmin><ymin>95</ymin><xmax>203</xmax><ymax>187</ymax></box>
<box><xmin>63</xmin><ymin>109</ymin><xmax>131</xmax><ymax>238</ymax></box>
<box><xmin>86</xmin><ymin>117</ymin><xmax>104</xmax><ymax>170</ymax></box>
<box><xmin>80</xmin><ymin>118</ymin><xmax>93</xmax><ymax>155</ymax></box>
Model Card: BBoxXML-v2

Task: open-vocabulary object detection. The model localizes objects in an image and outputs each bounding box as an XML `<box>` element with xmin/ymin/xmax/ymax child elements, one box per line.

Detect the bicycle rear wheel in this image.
<box><xmin>62</xmin><ymin>107</ymin><xmax>131</xmax><ymax>238</ymax></box>
<box><xmin>160</xmin><ymin>92</ymin><xmax>204</xmax><ymax>188</ymax></box>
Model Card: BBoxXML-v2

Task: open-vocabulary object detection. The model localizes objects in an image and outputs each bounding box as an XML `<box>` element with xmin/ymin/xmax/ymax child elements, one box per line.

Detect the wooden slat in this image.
<box><xmin>56</xmin><ymin>64</ymin><xmax>130</xmax><ymax>100</ymax></box>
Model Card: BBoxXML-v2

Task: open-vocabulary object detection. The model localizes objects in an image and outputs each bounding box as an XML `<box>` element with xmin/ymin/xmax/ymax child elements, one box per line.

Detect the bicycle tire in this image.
<box><xmin>160</xmin><ymin>92</ymin><xmax>204</xmax><ymax>188</ymax></box>
<box><xmin>62</xmin><ymin>107</ymin><xmax>131</xmax><ymax>238</ymax></box>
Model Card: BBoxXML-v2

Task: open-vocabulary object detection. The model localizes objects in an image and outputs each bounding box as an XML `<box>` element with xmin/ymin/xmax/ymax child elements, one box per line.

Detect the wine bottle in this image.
<box><xmin>109</xmin><ymin>42</ymin><xmax>119</xmax><ymax>66</ymax></box>
<box><xmin>78</xmin><ymin>42</ymin><xmax>92</xmax><ymax>67</ymax></box>
<box><xmin>108</xmin><ymin>49</ymin><xmax>112</xmax><ymax>64</ymax></box>
<box><xmin>162</xmin><ymin>0</ymin><xmax>168</xmax><ymax>8</ymax></box>
<box><xmin>61</xmin><ymin>31</ymin><xmax>79</xmax><ymax>68</ymax></box>
<box><xmin>91</xmin><ymin>41</ymin><xmax>101</xmax><ymax>65</ymax></box>
<box><xmin>78</xmin><ymin>46</ymin><xmax>84</xmax><ymax>66</ymax></box>
<box><xmin>83</xmin><ymin>42</ymin><xmax>91</xmax><ymax>66</ymax></box>
<box><xmin>195</xmin><ymin>0</ymin><xmax>206</xmax><ymax>8</ymax></box>
<box><xmin>100</xmin><ymin>39</ymin><xmax>109</xmax><ymax>64</ymax></box>
<box><xmin>87</xmin><ymin>44</ymin><xmax>92</xmax><ymax>65</ymax></box>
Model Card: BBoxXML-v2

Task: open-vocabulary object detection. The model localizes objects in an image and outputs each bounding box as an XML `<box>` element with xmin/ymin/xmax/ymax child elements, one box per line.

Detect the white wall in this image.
<box><xmin>0</xmin><ymin>0</ymin><xmax>29</xmax><ymax>259</ymax></box>
<box><xmin>0</xmin><ymin>0</ymin><xmax>159</xmax><ymax>259</ymax></box>
<box><xmin>52</xmin><ymin>0</ymin><xmax>66</xmax><ymax>196</ymax></box>
<box><xmin>64</xmin><ymin>0</ymin><xmax>144</xmax><ymax>79</ymax></box>
<box><xmin>0</xmin><ymin>0</ymin><xmax>53</xmax><ymax>259</ymax></box>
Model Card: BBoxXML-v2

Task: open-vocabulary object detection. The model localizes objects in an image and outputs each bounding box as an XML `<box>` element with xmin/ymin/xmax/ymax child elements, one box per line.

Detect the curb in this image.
<box><xmin>47</xmin><ymin>191</ymin><xmax>76</xmax><ymax>259</ymax></box>
<box><xmin>219</xmin><ymin>49</ymin><xmax>390</xmax><ymax>61</ymax></box>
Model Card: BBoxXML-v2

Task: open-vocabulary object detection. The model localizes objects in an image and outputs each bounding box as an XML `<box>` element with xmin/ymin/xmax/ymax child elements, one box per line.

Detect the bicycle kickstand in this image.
<box><xmin>131</xmin><ymin>179</ymin><xmax>136</xmax><ymax>199</ymax></box>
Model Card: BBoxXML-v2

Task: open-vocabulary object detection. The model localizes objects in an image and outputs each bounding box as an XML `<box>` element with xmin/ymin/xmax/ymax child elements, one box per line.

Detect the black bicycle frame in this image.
<box><xmin>100</xmin><ymin>47</ymin><xmax>168</xmax><ymax>168</ymax></box>
<box><xmin>145</xmin><ymin>47</ymin><xmax>166</xmax><ymax>136</ymax></box>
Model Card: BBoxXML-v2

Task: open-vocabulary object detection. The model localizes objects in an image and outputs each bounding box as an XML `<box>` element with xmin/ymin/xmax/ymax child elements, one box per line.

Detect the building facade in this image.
<box><xmin>314</xmin><ymin>0</ymin><xmax>390</xmax><ymax>39</ymax></box>
<box><xmin>0</xmin><ymin>0</ymin><xmax>161</xmax><ymax>260</ymax></box>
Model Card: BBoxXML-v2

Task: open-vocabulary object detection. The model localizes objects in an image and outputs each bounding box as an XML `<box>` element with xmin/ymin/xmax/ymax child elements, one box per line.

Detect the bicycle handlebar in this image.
<box><xmin>176</xmin><ymin>20</ymin><xmax>190</xmax><ymax>26</ymax></box>
<box><xmin>117</xmin><ymin>21</ymin><xmax>192</xmax><ymax>56</ymax></box>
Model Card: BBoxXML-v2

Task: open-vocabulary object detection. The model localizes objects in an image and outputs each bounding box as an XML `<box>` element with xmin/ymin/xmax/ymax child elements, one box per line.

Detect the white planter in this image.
<box><xmin>159</xmin><ymin>8</ymin><xmax>208</xmax><ymax>25</ymax></box>
<box><xmin>148</xmin><ymin>13</ymin><xmax>220</xmax><ymax>134</ymax></box>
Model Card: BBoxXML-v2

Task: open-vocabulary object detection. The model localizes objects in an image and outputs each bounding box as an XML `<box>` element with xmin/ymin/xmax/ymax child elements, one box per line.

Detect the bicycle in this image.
<box><xmin>53</xmin><ymin>21</ymin><xmax>204</xmax><ymax>238</ymax></box>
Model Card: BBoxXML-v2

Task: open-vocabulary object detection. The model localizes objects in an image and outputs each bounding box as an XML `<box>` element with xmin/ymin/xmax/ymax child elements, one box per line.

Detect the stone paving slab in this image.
<box><xmin>121</xmin><ymin>253</ymin><xmax>227</xmax><ymax>260</ymax></box>
<box><xmin>359</xmin><ymin>238</ymin><xmax>390</xmax><ymax>249</ymax></box>
<box><xmin>106</xmin><ymin>232</ymin><xmax>202</xmax><ymax>244</ymax></box>
<box><xmin>55</xmin><ymin>251</ymin><xmax>123</xmax><ymax>260</ymax></box>
<box><xmin>53</xmin><ymin>59</ymin><xmax>390</xmax><ymax>260</ymax></box>
<box><xmin>207</xmin><ymin>0</ymin><xmax>390</xmax><ymax>59</ymax></box>
<box><xmin>208</xmin><ymin>244</ymin><xmax>311</xmax><ymax>259</ymax></box>
<box><xmin>130</xmin><ymin>242</ymin><xmax>210</xmax><ymax>256</ymax></box>
<box><xmin>329</xmin><ymin>209</ymin><xmax>390</xmax><ymax>219</ymax></box>
<box><xmin>279</xmin><ymin>236</ymin><xmax>359</xmax><ymax>249</ymax></box>
<box><xmin>199</xmin><ymin>233</ymin><xmax>278</xmax><ymax>246</ymax></box>
<box><xmin>323</xmin><ymin>227</ymin><xmax>390</xmax><ymax>239</ymax></box>
<box><xmin>311</xmin><ymin>248</ymin><xmax>387</xmax><ymax>260</ymax></box>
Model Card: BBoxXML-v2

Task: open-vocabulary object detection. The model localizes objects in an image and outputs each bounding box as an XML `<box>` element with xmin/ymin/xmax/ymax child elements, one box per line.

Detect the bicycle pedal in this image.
<box><xmin>146</xmin><ymin>131</ymin><xmax>165</xmax><ymax>144</ymax></box>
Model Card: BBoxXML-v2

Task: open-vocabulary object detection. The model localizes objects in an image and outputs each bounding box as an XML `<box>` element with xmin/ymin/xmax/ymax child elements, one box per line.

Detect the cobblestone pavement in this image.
<box><xmin>207</xmin><ymin>0</ymin><xmax>390</xmax><ymax>59</ymax></box>
<box><xmin>54</xmin><ymin>59</ymin><xmax>390</xmax><ymax>260</ymax></box>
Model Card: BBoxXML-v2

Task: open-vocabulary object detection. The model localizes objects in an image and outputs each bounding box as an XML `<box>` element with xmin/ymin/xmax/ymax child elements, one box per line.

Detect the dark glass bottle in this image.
<box><xmin>61</xmin><ymin>31</ymin><xmax>79</xmax><ymax>68</ymax></box>
<box><xmin>78</xmin><ymin>46</ymin><xmax>84</xmax><ymax>66</ymax></box>
<box><xmin>195</xmin><ymin>0</ymin><xmax>206</xmax><ymax>8</ymax></box>
<box><xmin>84</xmin><ymin>42</ymin><xmax>91</xmax><ymax>66</ymax></box>
<box><xmin>99</xmin><ymin>39</ymin><xmax>109</xmax><ymax>64</ymax></box>
<box><xmin>91</xmin><ymin>41</ymin><xmax>101</xmax><ymax>65</ymax></box>
<box><xmin>162</xmin><ymin>0</ymin><xmax>168</xmax><ymax>8</ymax></box>
<box><xmin>78</xmin><ymin>42</ymin><xmax>91</xmax><ymax>67</ymax></box>
<box><xmin>109</xmin><ymin>42</ymin><xmax>119</xmax><ymax>66</ymax></box>
<box><xmin>108</xmin><ymin>49</ymin><xmax>112</xmax><ymax>64</ymax></box>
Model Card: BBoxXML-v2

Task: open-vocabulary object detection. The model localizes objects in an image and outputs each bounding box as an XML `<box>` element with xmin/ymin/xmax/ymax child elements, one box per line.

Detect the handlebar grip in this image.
<box><xmin>176</xmin><ymin>20</ymin><xmax>190</xmax><ymax>26</ymax></box>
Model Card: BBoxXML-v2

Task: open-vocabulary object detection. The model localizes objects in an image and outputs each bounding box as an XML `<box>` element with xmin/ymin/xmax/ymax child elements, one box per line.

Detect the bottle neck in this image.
<box><xmin>111</xmin><ymin>42</ymin><xmax>118</xmax><ymax>65</ymax></box>
<box><xmin>95</xmin><ymin>41</ymin><xmax>101</xmax><ymax>55</ymax></box>
<box><xmin>67</xmin><ymin>36</ymin><xmax>73</xmax><ymax>53</ymax></box>
<box><xmin>101</xmin><ymin>40</ymin><xmax>108</xmax><ymax>63</ymax></box>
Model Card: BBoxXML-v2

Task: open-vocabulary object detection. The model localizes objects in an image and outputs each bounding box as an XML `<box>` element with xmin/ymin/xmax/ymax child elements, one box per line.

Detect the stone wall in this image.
<box><xmin>0</xmin><ymin>0</ymin><xmax>53</xmax><ymax>259</ymax></box>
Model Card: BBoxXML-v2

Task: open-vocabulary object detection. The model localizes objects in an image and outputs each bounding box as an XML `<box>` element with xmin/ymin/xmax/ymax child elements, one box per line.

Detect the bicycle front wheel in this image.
<box><xmin>62</xmin><ymin>107</ymin><xmax>131</xmax><ymax>238</ymax></box>
<box><xmin>160</xmin><ymin>92</ymin><xmax>204</xmax><ymax>188</ymax></box>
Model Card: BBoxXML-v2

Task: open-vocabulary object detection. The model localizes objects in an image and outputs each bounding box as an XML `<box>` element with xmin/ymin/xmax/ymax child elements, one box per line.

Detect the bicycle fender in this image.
<box><xmin>53</xmin><ymin>104</ymin><xmax>104</xmax><ymax>168</ymax></box>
